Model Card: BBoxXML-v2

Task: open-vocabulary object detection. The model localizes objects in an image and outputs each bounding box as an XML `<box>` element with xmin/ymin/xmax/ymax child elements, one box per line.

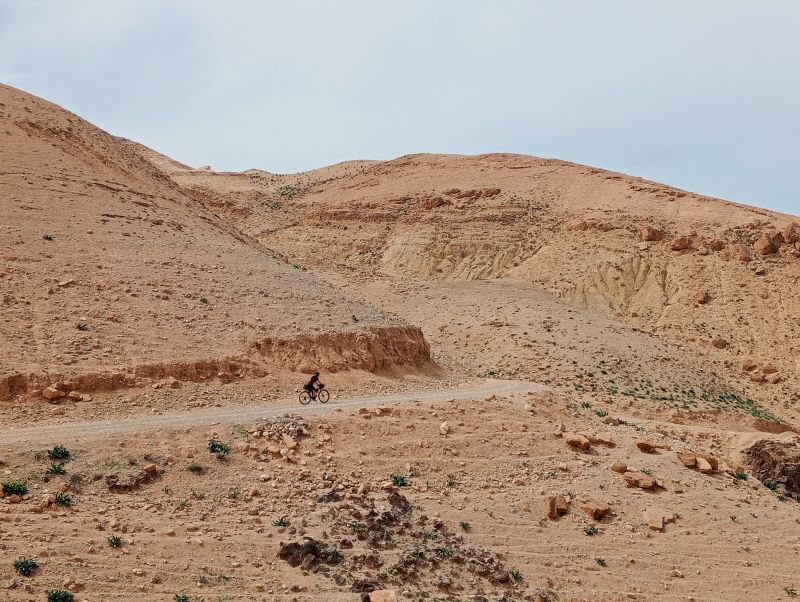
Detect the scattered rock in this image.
<box><xmin>753</xmin><ymin>234</ymin><xmax>776</xmax><ymax>255</ymax></box>
<box><xmin>711</xmin><ymin>337</ymin><xmax>728</xmax><ymax>349</ymax></box>
<box><xmin>695</xmin><ymin>289</ymin><xmax>710</xmax><ymax>304</ymax></box>
<box><xmin>611</xmin><ymin>461</ymin><xmax>627</xmax><ymax>474</ymax></box>
<box><xmin>670</xmin><ymin>236</ymin><xmax>691</xmax><ymax>251</ymax></box>
<box><xmin>42</xmin><ymin>386</ymin><xmax>65</xmax><ymax>400</ymax></box>
<box><xmin>543</xmin><ymin>495</ymin><xmax>569</xmax><ymax>519</ymax></box>
<box><xmin>581</xmin><ymin>499</ymin><xmax>611</xmax><ymax>520</ymax></box>
<box><xmin>676</xmin><ymin>449</ymin><xmax>696</xmax><ymax>467</ymax></box>
<box><xmin>623</xmin><ymin>471</ymin><xmax>655</xmax><ymax>489</ymax></box>
<box><xmin>640</xmin><ymin>226</ymin><xmax>665</xmax><ymax>242</ymax></box>
<box><xmin>635</xmin><ymin>439</ymin><xmax>656</xmax><ymax>453</ymax></box>
<box><xmin>695</xmin><ymin>457</ymin><xmax>713</xmax><ymax>474</ymax></box>
<box><xmin>563</xmin><ymin>433</ymin><xmax>591</xmax><ymax>451</ymax></box>
<box><xmin>367</xmin><ymin>591</ymin><xmax>399</xmax><ymax>602</ymax></box>
<box><xmin>747</xmin><ymin>439</ymin><xmax>800</xmax><ymax>496</ymax></box>
<box><xmin>439</xmin><ymin>421</ymin><xmax>449</xmax><ymax>436</ymax></box>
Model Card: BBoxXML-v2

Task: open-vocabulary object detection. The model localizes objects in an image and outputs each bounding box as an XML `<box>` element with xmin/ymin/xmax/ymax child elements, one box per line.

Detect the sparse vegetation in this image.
<box><xmin>47</xmin><ymin>462</ymin><xmax>66</xmax><ymax>475</ymax></box>
<box><xmin>584</xmin><ymin>525</ymin><xmax>599</xmax><ymax>536</ymax></box>
<box><xmin>108</xmin><ymin>535</ymin><xmax>123</xmax><ymax>548</ymax></box>
<box><xmin>43</xmin><ymin>233</ymin><xmax>54</xmax><ymax>241</ymax></box>
<box><xmin>187</xmin><ymin>462</ymin><xmax>205</xmax><ymax>474</ymax></box>
<box><xmin>391</xmin><ymin>473</ymin><xmax>408</xmax><ymax>487</ymax></box>
<box><xmin>423</xmin><ymin>531</ymin><xmax>439</xmax><ymax>540</ymax></box>
<box><xmin>48</xmin><ymin>444</ymin><xmax>70</xmax><ymax>461</ymax></box>
<box><xmin>208</xmin><ymin>439</ymin><xmax>230</xmax><ymax>457</ymax></box>
<box><xmin>76</xmin><ymin>320</ymin><xmax>88</xmax><ymax>331</ymax></box>
<box><xmin>54</xmin><ymin>491</ymin><xmax>72</xmax><ymax>506</ymax></box>
<box><xmin>47</xmin><ymin>590</ymin><xmax>74</xmax><ymax>602</ymax></box>
<box><xmin>594</xmin><ymin>409</ymin><xmax>609</xmax><ymax>417</ymax></box>
<box><xmin>459</xmin><ymin>520</ymin><xmax>471</xmax><ymax>531</ymax></box>
<box><xmin>272</xmin><ymin>517</ymin><xmax>289</xmax><ymax>527</ymax></box>
<box><xmin>435</xmin><ymin>546</ymin><xmax>453</xmax><ymax>558</ymax></box>
<box><xmin>509</xmin><ymin>569</ymin><xmax>523</xmax><ymax>582</ymax></box>
<box><xmin>349</xmin><ymin>521</ymin><xmax>364</xmax><ymax>533</ymax></box>
<box><xmin>2</xmin><ymin>481</ymin><xmax>28</xmax><ymax>496</ymax></box>
<box><xmin>595</xmin><ymin>557</ymin><xmax>607</xmax><ymax>567</ymax></box>
<box><xmin>13</xmin><ymin>556</ymin><xmax>38</xmax><ymax>576</ymax></box>
<box><xmin>446</xmin><ymin>473</ymin><xmax>458</xmax><ymax>487</ymax></box>
<box><xmin>786</xmin><ymin>586</ymin><xmax>798</xmax><ymax>598</ymax></box>
<box><xmin>764</xmin><ymin>479</ymin><xmax>778</xmax><ymax>491</ymax></box>
<box><xmin>174</xmin><ymin>596</ymin><xmax>190</xmax><ymax>602</ymax></box>
<box><xmin>199</xmin><ymin>296</ymin><xmax>209</xmax><ymax>304</ymax></box>
<box><xmin>735</xmin><ymin>469</ymin><xmax>748</xmax><ymax>480</ymax></box>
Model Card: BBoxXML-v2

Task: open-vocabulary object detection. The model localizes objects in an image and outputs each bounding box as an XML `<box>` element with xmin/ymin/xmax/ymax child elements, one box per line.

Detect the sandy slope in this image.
<box><xmin>0</xmin><ymin>84</ymin><xmax>431</xmax><ymax>401</ymax></box>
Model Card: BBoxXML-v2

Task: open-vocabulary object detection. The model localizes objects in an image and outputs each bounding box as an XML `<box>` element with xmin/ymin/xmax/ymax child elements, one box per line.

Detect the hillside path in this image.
<box><xmin>0</xmin><ymin>379</ymin><xmax>538</xmax><ymax>446</ymax></box>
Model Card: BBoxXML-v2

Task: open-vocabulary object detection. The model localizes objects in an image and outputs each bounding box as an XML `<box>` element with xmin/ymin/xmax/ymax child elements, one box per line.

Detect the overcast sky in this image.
<box><xmin>1</xmin><ymin>1</ymin><xmax>798</xmax><ymax>215</ymax></box>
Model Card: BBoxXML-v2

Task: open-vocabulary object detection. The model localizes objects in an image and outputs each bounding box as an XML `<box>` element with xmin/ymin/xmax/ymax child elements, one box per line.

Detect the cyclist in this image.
<box><xmin>303</xmin><ymin>371</ymin><xmax>324</xmax><ymax>398</ymax></box>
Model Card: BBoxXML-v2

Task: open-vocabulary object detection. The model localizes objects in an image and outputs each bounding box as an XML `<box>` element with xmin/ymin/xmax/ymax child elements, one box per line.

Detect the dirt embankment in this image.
<box><xmin>0</xmin><ymin>325</ymin><xmax>433</xmax><ymax>401</ymax></box>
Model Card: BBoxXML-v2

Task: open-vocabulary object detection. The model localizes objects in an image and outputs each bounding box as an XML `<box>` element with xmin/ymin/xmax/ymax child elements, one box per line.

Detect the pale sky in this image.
<box><xmin>1</xmin><ymin>1</ymin><xmax>798</xmax><ymax>215</ymax></box>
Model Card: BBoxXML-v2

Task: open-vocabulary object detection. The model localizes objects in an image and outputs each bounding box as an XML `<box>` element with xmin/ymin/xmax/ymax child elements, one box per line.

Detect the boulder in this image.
<box><xmin>585</xmin><ymin>433</ymin><xmax>615</xmax><ymax>447</ymax></box>
<box><xmin>623</xmin><ymin>471</ymin><xmax>655</xmax><ymax>489</ymax></box>
<box><xmin>696</xmin><ymin>457</ymin><xmax>713</xmax><ymax>474</ymax></box>
<box><xmin>543</xmin><ymin>495</ymin><xmax>569</xmax><ymax>519</ymax></box>
<box><xmin>42</xmin><ymin>386</ymin><xmax>65</xmax><ymax>400</ymax></box>
<box><xmin>646</xmin><ymin>510</ymin><xmax>666</xmax><ymax>532</ymax></box>
<box><xmin>696</xmin><ymin>453</ymin><xmax>719</xmax><ymax>471</ymax></box>
<box><xmin>640</xmin><ymin>226</ymin><xmax>665</xmax><ymax>242</ymax></box>
<box><xmin>66</xmin><ymin>391</ymin><xmax>83</xmax><ymax>401</ymax></box>
<box><xmin>581</xmin><ymin>498</ymin><xmax>611</xmax><ymax>520</ymax></box>
<box><xmin>783</xmin><ymin>223</ymin><xmax>799</xmax><ymax>244</ymax></box>
<box><xmin>747</xmin><ymin>439</ymin><xmax>800</xmax><ymax>495</ymax></box>
<box><xmin>563</xmin><ymin>433</ymin><xmax>591</xmax><ymax>451</ymax></box>
<box><xmin>670</xmin><ymin>237</ymin><xmax>691</xmax><ymax>251</ymax></box>
<box><xmin>753</xmin><ymin>234</ymin><xmax>776</xmax><ymax>255</ymax></box>
<box><xmin>635</xmin><ymin>438</ymin><xmax>656</xmax><ymax>453</ymax></box>
<box><xmin>676</xmin><ymin>449</ymin><xmax>697</xmax><ymax>467</ymax></box>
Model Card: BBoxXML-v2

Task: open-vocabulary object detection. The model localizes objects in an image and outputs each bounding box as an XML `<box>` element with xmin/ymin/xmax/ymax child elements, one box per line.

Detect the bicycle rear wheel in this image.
<box><xmin>299</xmin><ymin>391</ymin><xmax>312</xmax><ymax>405</ymax></box>
<box><xmin>317</xmin><ymin>389</ymin><xmax>330</xmax><ymax>403</ymax></box>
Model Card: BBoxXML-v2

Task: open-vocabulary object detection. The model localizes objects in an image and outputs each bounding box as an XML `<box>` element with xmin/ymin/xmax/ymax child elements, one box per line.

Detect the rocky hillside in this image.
<box><xmin>0</xmin><ymin>85</ymin><xmax>432</xmax><ymax>401</ymax></box>
<box><xmin>147</xmin><ymin>153</ymin><xmax>800</xmax><ymax>418</ymax></box>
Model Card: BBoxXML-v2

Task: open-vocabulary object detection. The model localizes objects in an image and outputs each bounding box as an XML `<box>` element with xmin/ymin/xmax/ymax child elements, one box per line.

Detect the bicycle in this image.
<box><xmin>299</xmin><ymin>383</ymin><xmax>329</xmax><ymax>405</ymax></box>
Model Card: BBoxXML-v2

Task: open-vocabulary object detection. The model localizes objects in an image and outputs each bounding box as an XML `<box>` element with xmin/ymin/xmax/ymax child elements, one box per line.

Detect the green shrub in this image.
<box><xmin>48</xmin><ymin>445</ymin><xmax>70</xmax><ymax>461</ymax></box>
<box><xmin>272</xmin><ymin>517</ymin><xmax>289</xmax><ymax>527</ymax></box>
<box><xmin>435</xmin><ymin>546</ymin><xmax>453</xmax><ymax>558</ymax></box>
<box><xmin>47</xmin><ymin>462</ymin><xmax>66</xmax><ymax>475</ymax></box>
<box><xmin>208</xmin><ymin>439</ymin><xmax>230</xmax><ymax>457</ymax></box>
<box><xmin>459</xmin><ymin>520</ymin><xmax>471</xmax><ymax>531</ymax></box>
<box><xmin>13</xmin><ymin>556</ymin><xmax>38</xmax><ymax>576</ymax></box>
<box><xmin>595</xmin><ymin>557</ymin><xmax>607</xmax><ymax>567</ymax></box>
<box><xmin>1</xmin><ymin>481</ymin><xmax>28</xmax><ymax>496</ymax></box>
<box><xmin>54</xmin><ymin>491</ymin><xmax>72</xmax><ymax>507</ymax></box>
<box><xmin>175</xmin><ymin>596</ymin><xmax>190</xmax><ymax>602</ymax></box>
<box><xmin>391</xmin><ymin>474</ymin><xmax>408</xmax><ymax>487</ymax></box>
<box><xmin>509</xmin><ymin>569</ymin><xmax>523</xmax><ymax>582</ymax></box>
<box><xmin>108</xmin><ymin>535</ymin><xmax>123</xmax><ymax>548</ymax></box>
<box><xmin>584</xmin><ymin>525</ymin><xmax>599</xmax><ymax>536</ymax></box>
<box><xmin>47</xmin><ymin>590</ymin><xmax>74</xmax><ymax>602</ymax></box>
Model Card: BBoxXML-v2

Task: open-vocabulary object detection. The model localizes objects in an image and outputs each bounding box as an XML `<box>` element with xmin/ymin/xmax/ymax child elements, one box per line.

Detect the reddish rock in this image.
<box><xmin>564</xmin><ymin>432</ymin><xmax>591</xmax><ymax>451</ymax></box>
<box><xmin>696</xmin><ymin>457</ymin><xmax>713</xmax><ymax>474</ymax></box>
<box><xmin>783</xmin><ymin>223</ymin><xmax>799</xmax><ymax>244</ymax></box>
<box><xmin>543</xmin><ymin>495</ymin><xmax>569</xmax><ymax>519</ymax></box>
<box><xmin>636</xmin><ymin>438</ymin><xmax>657</xmax><ymax>453</ymax></box>
<box><xmin>766</xmin><ymin>373</ymin><xmax>782</xmax><ymax>384</ymax></box>
<box><xmin>695</xmin><ymin>290</ymin><xmax>710</xmax><ymax>304</ymax></box>
<box><xmin>585</xmin><ymin>433</ymin><xmax>615</xmax><ymax>447</ymax></box>
<box><xmin>761</xmin><ymin>363</ymin><xmax>778</xmax><ymax>374</ymax></box>
<box><xmin>42</xmin><ymin>386</ymin><xmax>65</xmax><ymax>400</ymax></box>
<box><xmin>623</xmin><ymin>471</ymin><xmax>655</xmax><ymax>489</ymax></box>
<box><xmin>640</xmin><ymin>226</ymin><xmax>665</xmax><ymax>242</ymax></box>
<box><xmin>731</xmin><ymin>243</ymin><xmax>754</xmax><ymax>262</ymax></box>
<box><xmin>696</xmin><ymin>453</ymin><xmax>719</xmax><ymax>470</ymax></box>
<box><xmin>676</xmin><ymin>449</ymin><xmax>697</xmax><ymax>467</ymax></box>
<box><xmin>711</xmin><ymin>337</ymin><xmax>728</xmax><ymax>349</ymax></box>
<box><xmin>611</xmin><ymin>461</ymin><xmax>627</xmax><ymax>474</ymax></box>
<box><xmin>753</xmin><ymin>234</ymin><xmax>776</xmax><ymax>255</ymax></box>
<box><xmin>670</xmin><ymin>237</ymin><xmax>691</xmax><ymax>251</ymax></box>
<box><xmin>750</xmin><ymin>372</ymin><xmax>766</xmax><ymax>383</ymax></box>
<box><xmin>581</xmin><ymin>499</ymin><xmax>611</xmax><ymax>520</ymax></box>
<box><xmin>741</xmin><ymin>359</ymin><xmax>757</xmax><ymax>372</ymax></box>
<box><xmin>710</xmin><ymin>239</ymin><xmax>726</xmax><ymax>251</ymax></box>
<box><xmin>646</xmin><ymin>510</ymin><xmax>666</xmax><ymax>532</ymax></box>
<box><xmin>66</xmin><ymin>391</ymin><xmax>83</xmax><ymax>401</ymax></box>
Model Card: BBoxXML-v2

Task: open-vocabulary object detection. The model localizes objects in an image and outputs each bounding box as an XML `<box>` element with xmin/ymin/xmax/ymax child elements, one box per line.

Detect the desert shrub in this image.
<box><xmin>1</xmin><ymin>481</ymin><xmax>28</xmax><ymax>496</ymax></box>
<box><xmin>13</xmin><ymin>557</ymin><xmax>38</xmax><ymax>576</ymax></box>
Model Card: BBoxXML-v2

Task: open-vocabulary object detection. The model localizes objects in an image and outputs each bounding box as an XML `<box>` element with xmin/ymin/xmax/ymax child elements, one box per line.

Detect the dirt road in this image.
<box><xmin>0</xmin><ymin>379</ymin><xmax>538</xmax><ymax>446</ymax></box>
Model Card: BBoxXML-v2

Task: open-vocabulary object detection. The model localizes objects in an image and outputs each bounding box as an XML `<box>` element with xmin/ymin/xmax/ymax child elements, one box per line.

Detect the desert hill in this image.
<box><xmin>151</xmin><ymin>152</ymin><xmax>800</xmax><ymax>420</ymax></box>
<box><xmin>0</xmin><ymin>84</ymin><xmax>432</xmax><ymax>401</ymax></box>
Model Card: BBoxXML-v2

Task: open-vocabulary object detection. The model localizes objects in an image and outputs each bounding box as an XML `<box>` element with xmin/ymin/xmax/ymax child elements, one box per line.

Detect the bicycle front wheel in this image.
<box><xmin>299</xmin><ymin>391</ymin><xmax>312</xmax><ymax>405</ymax></box>
<box><xmin>317</xmin><ymin>389</ymin><xmax>330</xmax><ymax>403</ymax></box>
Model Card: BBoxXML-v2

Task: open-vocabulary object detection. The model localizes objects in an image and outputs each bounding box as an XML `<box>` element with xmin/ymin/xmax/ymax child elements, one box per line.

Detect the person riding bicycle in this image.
<box><xmin>303</xmin><ymin>372</ymin><xmax>324</xmax><ymax>398</ymax></box>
